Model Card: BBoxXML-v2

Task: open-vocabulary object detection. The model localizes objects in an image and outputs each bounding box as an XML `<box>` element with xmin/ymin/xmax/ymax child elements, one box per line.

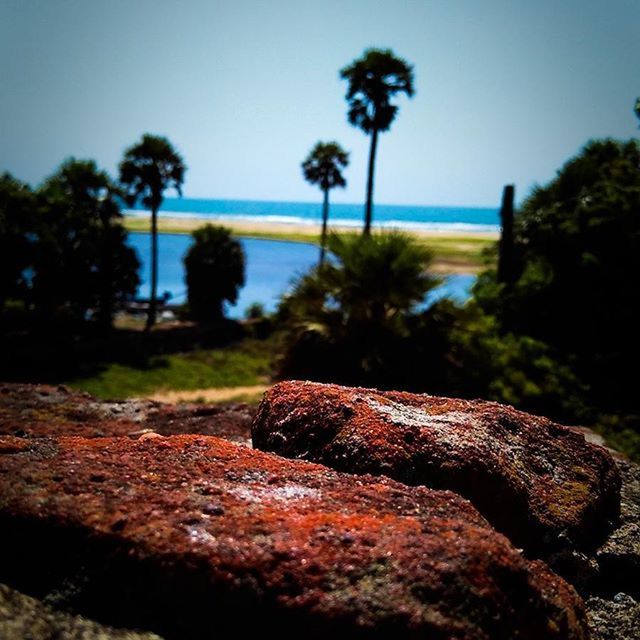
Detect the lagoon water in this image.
<box><xmin>128</xmin><ymin>233</ymin><xmax>475</xmax><ymax>318</ymax></box>
<box><xmin>129</xmin><ymin>197</ymin><xmax>500</xmax><ymax>234</ymax></box>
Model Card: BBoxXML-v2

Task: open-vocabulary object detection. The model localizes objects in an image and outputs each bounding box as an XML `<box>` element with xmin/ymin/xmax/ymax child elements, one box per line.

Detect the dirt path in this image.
<box><xmin>147</xmin><ymin>385</ymin><xmax>270</xmax><ymax>404</ymax></box>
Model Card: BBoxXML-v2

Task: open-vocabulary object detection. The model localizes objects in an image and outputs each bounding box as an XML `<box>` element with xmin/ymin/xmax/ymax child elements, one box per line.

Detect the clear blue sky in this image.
<box><xmin>1</xmin><ymin>0</ymin><xmax>638</xmax><ymax>207</ymax></box>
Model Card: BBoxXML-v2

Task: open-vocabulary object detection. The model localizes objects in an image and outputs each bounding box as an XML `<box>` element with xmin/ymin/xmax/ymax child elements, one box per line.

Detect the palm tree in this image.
<box><xmin>119</xmin><ymin>134</ymin><xmax>185</xmax><ymax>330</ymax></box>
<box><xmin>279</xmin><ymin>232</ymin><xmax>439</xmax><ymax>382</ymax></box>
<box><xmin>301</xmin><ymin>142</ymin><xmax>349</xmax><ymax>264</ymax></box>
<box><xmin>340</xmin><ymin>48</ymin><xmax>414</xmax><ymax>235</ymax></box>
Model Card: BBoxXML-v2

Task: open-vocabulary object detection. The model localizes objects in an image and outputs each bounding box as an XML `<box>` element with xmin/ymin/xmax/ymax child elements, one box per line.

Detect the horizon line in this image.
<box><xmin>157</xmin><ymin>195</ymin><xmax>503</xmax><ymax>210</ymax></box>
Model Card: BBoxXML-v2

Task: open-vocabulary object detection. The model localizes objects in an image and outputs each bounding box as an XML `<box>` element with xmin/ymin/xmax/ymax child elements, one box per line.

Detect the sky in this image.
<box><xmin>1</xmin><ymin>0</ymin><xmax>638</xmax><ymax>207</ymax></box>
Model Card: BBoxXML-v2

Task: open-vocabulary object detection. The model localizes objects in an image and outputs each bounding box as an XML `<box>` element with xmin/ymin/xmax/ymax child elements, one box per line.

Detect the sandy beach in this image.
<box><xmin>124</xmin><ymin>214</ymin><xmax>499</xmax><ymax>241</ymax></box>
<box><xmin>123</xmin><ymin>215</ymin><xmax>498</xmax><ymax>274</ymax></box>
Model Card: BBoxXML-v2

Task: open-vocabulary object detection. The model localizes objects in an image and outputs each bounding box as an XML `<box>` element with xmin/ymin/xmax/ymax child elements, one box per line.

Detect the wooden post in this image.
<box><xmin>497</xmin><ymin>184</ymin><xmax>515</xmax><ymax>287</ymax></box>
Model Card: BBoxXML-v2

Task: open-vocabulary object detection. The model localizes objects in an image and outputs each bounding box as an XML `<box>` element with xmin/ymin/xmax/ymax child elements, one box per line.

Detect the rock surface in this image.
<box><xmin>0</xmin><ymin>433</ymin><xmax>588</xmax><ymax>640</ymax></box>
<box><xmin>252</xmin><ymin>381</ymin><xmax>621</xmax><ymax>552</ymax></box>
<box><xmin>595</xmin><ymin>459</ymin><xmax>640</xmax><ymax>596</ymax></box>
<box><xmin>586</xmin><ymin>594</ymin><xmax>640</xmax><ymax>640</ymax></box>
<box><xmin>0</xmin><ymin>583</ymin><xmax>162</xmax><ymax>640</ymax></box>
<box><xmin>0</xmin><ymin>382</ymin><xmax>253</xmax><ymax>444</ymax></box>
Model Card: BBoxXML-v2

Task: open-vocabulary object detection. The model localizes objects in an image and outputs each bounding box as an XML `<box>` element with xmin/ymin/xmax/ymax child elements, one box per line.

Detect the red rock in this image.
<box><xmin>0</xmin><ymin>382</ymin><xmax>253</xmax><ymax>443</ymax></box>
<box><xmin>0</xmin><ymin>434</ymin><xmax>587</xmax><ymax>639</ymax></box>
<box><xmin>252</xmin><ymin>381</ymin><xmax>621</xmax><ymax>552</ymax></box>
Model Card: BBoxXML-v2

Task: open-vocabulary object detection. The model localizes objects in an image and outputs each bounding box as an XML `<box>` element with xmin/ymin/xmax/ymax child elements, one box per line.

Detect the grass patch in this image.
<box><xmin>65</xmin><ymin>337</ymin><xmax>277</xmax><ymax>400</ymax></box>
<box><xmin>595</xmin><ymin>416</ymin><xmax>640</xmax><ymax>463</ymax></box>
<box><xmin>187</xmin><ymin>390</ymin><xmax>267</xmax><ymax>406</ymax></box>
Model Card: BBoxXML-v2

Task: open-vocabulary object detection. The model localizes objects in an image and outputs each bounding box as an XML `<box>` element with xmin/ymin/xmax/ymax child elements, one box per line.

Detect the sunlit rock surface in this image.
<box><xmin>0</xmin><ymin>434</ymin><xmax>588</xmax><ymax>639</ymax></box>
<box><xmin>252</xmin><ymin>381</ymin><xmax>621</xmax><ymax>552</ymax></box>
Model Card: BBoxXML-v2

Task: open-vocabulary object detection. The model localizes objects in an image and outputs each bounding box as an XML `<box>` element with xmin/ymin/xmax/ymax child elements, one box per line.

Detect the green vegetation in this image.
<box><xmin>341</xmin><ymin>48</ymin><xmax>414</xmax><ymax>233</ymax></box>
<box><xmin>425</xmin><ymin>299</ymin><xmax>588</xmax><ymax>421</ymax></box>
<box><xmin>278</xmin><ymin>232</ymin><xmax>439</xmax><ymax>384</ymax></box>
<box><xmin>301</xmin><ymin>141</ymin><xmax>349</xmax><ymax>263</ymax></box>
<box><xmin>0</xmin><ymin>173</ymin><xmax>36</xmax><ymax>311</ymax></box>
<box><xmin>1</xmin><ymin>160</ymin><xmax>139</xmax><ymax>329</ymax></box>
<box><xmin>65</xmin><ymin>337</ymin><xmax>277</xmax><ymax>400</ymax></box>
<box><xmin>184</xmin><ymin>225</ymin><xmax>246</xmax><ymax>321</ymax></box>
<box><xmin>120</xmin><ymin>134</ymin><xmax>185</xmax><ymax>330</ymax></box>
<box><xmin>474</xmin><ymin>139</ymin><xmax>640</xmax><ymax>418</ymax></box>
<box><xmin>466</xmin><ymin>139</ymin><xmax>640</xmax><ymax>458</ymax></box>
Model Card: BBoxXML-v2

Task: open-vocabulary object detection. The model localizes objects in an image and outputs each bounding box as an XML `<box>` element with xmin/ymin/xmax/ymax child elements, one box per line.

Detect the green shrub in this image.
<box><xmin>184</xmin><ymin>225</ymin><xmax>245</xmax><ymax>322</ymax></box>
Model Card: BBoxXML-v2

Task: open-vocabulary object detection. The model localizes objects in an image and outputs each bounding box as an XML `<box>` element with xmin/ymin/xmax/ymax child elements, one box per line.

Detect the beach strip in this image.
<box><xmin>123</xmin><ymin>215</ymin><xmax>498</xmax><ymax>274</ymax></box>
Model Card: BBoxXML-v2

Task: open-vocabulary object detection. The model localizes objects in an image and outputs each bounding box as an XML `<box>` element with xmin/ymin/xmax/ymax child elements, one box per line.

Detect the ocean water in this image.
<box><xmin>127</xmin><ymin>197</ymin><xmax>500</xmax><ymax>234</ymax></box>
<box><xmin>127</xmin><ymin>233</ymin><xmax>475</xmax><ymax>318</ymax></box>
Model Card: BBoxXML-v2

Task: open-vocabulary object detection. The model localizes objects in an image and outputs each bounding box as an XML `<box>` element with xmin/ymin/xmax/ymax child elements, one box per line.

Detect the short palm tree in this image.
<box><xmin>340</xmin><ymin>48</ymin><xmax>414</xmax><ymax>234</ymax></box>
<box><xmin>119</xmin><ymin>134</ymin><xmax>185</xmax><ymax>330</ymax></box>
<box><xmin>279</xmin><ymin>232</ymin><xmax>439</xmax><ymax>381</ymax></box>
<box><xmin>301</xmin><ymin>141</ymin><xmax>349</xmax><ymax>264</ymax></box>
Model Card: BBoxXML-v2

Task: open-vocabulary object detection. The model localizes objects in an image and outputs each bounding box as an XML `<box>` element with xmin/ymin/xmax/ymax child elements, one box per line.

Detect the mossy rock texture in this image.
<box><xmin>252</xmin><ymin>381</ymin><xmax>621</xmax><ymax>552</ymax></box>
<box><xmin>0</xmin><ymin>433</ymin><xmax>587</xmax><ymax>639</ymax></box>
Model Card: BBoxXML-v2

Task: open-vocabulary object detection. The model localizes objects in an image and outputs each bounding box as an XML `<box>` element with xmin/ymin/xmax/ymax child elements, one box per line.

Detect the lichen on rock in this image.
<box><xmin>0</xmin><ymin>382</ymin><xmax>253</xmax><ymax>444</ymax></box>
<box><xmin>252</xmin><ymin>381</ymin><xmax>621</xmax><ymax>553</ymax></box>
<box><xmin>0</xmin><ymin>433</ymin><xmax>589</xmax><ymax>639</ymax></box>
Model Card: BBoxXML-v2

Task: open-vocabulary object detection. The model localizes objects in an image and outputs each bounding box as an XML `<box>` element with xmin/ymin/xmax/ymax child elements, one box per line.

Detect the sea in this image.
<box><xmin>126</xmin><ymin>198</ymin><xmax>495</xmax><ymax>317</ymax></box>
<box><xmin>127</xmin><ymin>197</ymin><xmax>500</xmax><ymax>234</ymax></box>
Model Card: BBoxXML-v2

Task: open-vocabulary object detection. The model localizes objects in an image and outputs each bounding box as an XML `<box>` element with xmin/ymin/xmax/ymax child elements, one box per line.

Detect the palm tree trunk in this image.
<box><xmin>146</xmin><ymin>206</ymin><xmax>158</xmax><ymax>331</ymax></box>
<box><xmin>99</xmin><ymin>216</ymin><xmax>112</xmax><ymax>333</ymax></box>
<box><xmin>364</xmin><ymin>127</ymin><xmax>379</xmax><ymax>235</ymax></box>
<box><xmin>320</xmin><ymin>188</ymin><xmax>329</xmax><ymax>265</ymax></box>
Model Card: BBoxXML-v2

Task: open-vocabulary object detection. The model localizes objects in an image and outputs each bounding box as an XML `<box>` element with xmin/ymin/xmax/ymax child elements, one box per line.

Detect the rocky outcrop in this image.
<box><xmin>252</xmin><ymin>381</ymin><xmax>621</xmax><ymax>552</ymax></box>
<box><xmin>0</xmin><ymin>433</ymin><xmax>588</xmax><ymax>639</ymax></box>
<box><xmin>0</xmin><ymin>382</ymin><xmax>253</xmax><ymax>444</ymax></box>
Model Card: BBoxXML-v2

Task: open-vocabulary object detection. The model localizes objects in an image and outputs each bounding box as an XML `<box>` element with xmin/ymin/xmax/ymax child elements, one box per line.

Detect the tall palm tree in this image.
<box><xmin>340</xmin><ymin>48</ymin><xmax>414</xmax><ymax>235</ymax></box>
<box><xmin>119</xmin><ymin>134</ymin><xmax>185</xmax><ymax>330</ymax></box>
<box><xmin>301</xmin><ymin>141</ymin><xmax>349</xmax><ymax>264</ymax></box>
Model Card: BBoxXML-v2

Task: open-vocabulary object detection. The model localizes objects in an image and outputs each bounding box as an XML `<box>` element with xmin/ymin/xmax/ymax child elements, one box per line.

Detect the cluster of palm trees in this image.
<box><xmin>302</xmin><ymin>48</ymin><xmax>415</xmax><ymax>262</ymax></box>
<box><xmin>126</xmin><ymin>48</ymin><xmax>414</xmax><ymax>329</ymax></box>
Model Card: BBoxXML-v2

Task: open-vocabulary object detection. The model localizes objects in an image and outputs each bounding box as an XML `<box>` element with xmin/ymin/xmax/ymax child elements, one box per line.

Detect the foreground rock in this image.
<box><xmin>0</xmin><ymin>434</ymin><xmax>587</xmax><ymax>639</ymax></box>
<box><xmin>0</xmin><ymin>382</ymin><xmax>253</xmax><ymax>444</ymax></box>
<box><xmin>586</xmin><ymin>594</ymin><xmax>640</xmax><ymax>640</ymax></box>
<box><xmin>595</xmin><ymin>459</ymin><xmax>640</xmax><ymax>594</ymax></box>
<box><xmin>0</xmin><ymin>583</ymin><xmax>161</xmax><ymax>640</ymax></box>
<box><xmin>252</xmin><ymin>381</ymin><xmax>621</xmax><ymax>552</ymax></box>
